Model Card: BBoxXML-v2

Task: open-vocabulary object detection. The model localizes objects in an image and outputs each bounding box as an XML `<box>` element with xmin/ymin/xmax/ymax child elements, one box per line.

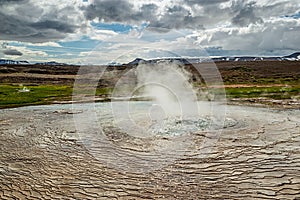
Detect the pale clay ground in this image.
<box><xmin>0</xmin><ymin>102</ymin><xmax>299</xmax><ymax>199</ymax></box>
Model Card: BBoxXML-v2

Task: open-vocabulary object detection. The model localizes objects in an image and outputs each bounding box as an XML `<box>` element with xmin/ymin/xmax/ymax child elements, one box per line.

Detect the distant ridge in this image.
<box><xmin>1</xmin><ymin>52</ymin><xmax>299</xmax><ymax>66</ymax></box>
<box><xmin>127</xmin><ymin>52</ymin><xmax>300</xmax><ymax>65</ymax></box>
<box><xmin>283</xmin><ymin>52</ymin><xmax>300</xmax><ymax>60</ymax></box>
<box><xmin>0</xmin><ymin>59</ymin><xmax>68</xmax><ymax>66</ymax></box>
<box><xmin>0</xmin><ymin>59</ymin><xmax>30</xmax><ymax>65</ymax></box>
<box><xmin>35</xmin><ymin>61</ymin><xmax>67</xmax><ymax>66</ymax></box>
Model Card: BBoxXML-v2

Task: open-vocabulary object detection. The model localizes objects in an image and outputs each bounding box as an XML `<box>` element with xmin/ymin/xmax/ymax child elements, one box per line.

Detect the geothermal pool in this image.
<box><xmin>0</xmin><ymin>102</ymin><xmax>299</xmax><ymax>199</ymax></box>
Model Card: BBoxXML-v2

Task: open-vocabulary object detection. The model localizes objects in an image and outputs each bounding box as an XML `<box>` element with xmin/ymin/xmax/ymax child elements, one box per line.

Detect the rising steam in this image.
<box><xmin>136</xmin><ymin>61</ymin><xmax>199</xmax><ymax>118</ymax></box>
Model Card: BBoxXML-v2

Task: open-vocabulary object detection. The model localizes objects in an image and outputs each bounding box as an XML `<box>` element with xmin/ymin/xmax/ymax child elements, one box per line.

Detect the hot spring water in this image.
<box><xmin>102</xmin><ymin>61</ymin><xmax>229</xmax><ymax>137</ymax></box>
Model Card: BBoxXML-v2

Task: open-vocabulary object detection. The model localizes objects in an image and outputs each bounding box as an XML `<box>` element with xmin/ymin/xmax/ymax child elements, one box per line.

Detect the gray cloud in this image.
<box><xmin>231</xmin><ymin>2</ymin><xmax>263</xmax><ymax>26</ymax></box>
<box><xmin>83</xmin><ymin>0</ymin><xmax>300</xmax><ymax>31</ymax></box>
<box><xmin>0</xmin><ymin>0</ymin><xmax>28</xmax><ymax>5</ymax></box>
<box><xmin>82</xmin><ymin>0</ymin><xmax>275</xmax><ymax>31</ymax></box>
<box><xmin>83</xmin><ymin>0</ymin><xmax>209</xmax><ymax>30</ymax></box>
<box><xmin>0</xmin><ymin>12</ymin><xmax>67</xmax><ymax>42</ymax></box>
<box><xmin>0</xmin><ymin>1</ymin><xmax>84</xmax><ymax>43</ymax></box>
<box><xmin>185</xmin><ymin>0</ymin><xmax>230</xmax><ymax>5</ymax></box>
<box><xmin>3</xmin><ymin>49</ymin><xmax>23</xmax><ymax>56</ymax></box>
<box><xmin>84</xmin><ymin>0</ymin><xmax>159</xmax><ymax>25</ymax></box>
<box><xmin>31</xmin><ymin>20</ymin><xmax>78</xmax><ymax>33</ymax></box>
<box><xmin>1</xmin><ymin>42</ymin><xmax>8</xmax><ymax>49</ymax></box>
<box><xmin>149</xmin><ymin>5</ymin><xmax>205</xmax><ymax>30</ymax></box>
<box><xmin>0</xmin><ymin>0</ymin><xmax>299</xmax><ymax>57</ymax></box>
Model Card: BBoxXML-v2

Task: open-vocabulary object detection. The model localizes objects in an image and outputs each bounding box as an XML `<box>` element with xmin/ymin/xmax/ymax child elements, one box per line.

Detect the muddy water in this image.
<box><xmin>0</xmin><ymin>103</ymin><xmax>299</xmax><ymax>199</ymax></box>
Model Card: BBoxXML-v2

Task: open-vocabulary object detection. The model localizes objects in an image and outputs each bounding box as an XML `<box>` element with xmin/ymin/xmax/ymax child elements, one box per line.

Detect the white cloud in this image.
<box><xmin>1</xmin><ymin>0</ymin><xmax>299</xmax><ymax>62</ymax></box>
<box><xmin>89</xmin><ymin>29</ymin><xmax>119</xmax><ymax>41</ymax></box>
<box><xmin>25</xmin><ymin>41</ymin><xmax>62</xmax><ymax>47</ymax></box>
<box><xmin>14</xmin><ymin>46</ymin><xmax>47</xmax><ymax>56</ymax></box>
<box><xmin>76</xmin><ymin>28</ymin><xmax>210</xmax><ymax>64</ymax></box>
<box><xmin>193</xmin><ymin>17</ymin><xmax>300</xmax><ymax>55</ymax></box>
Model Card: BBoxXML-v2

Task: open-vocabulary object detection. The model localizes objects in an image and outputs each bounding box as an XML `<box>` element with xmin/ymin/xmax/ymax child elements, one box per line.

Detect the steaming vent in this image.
<box><xmin>108</xmin><ymin>59</ymin><xmax>228</xmax><ymax>138</ymax></box>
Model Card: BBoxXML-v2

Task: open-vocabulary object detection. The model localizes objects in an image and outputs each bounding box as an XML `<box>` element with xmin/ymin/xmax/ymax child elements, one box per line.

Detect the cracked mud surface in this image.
<box><xmin>0</xmin><ymin>103</ymin><xmax>299</xmax><ymax>199</ymax></box>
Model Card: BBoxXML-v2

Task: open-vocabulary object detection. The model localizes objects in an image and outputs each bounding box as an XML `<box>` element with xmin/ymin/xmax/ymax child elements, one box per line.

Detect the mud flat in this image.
<box><xmin>0</xmin><ymin>103</ymin><xmax>299</xmax><ymax>199</ymax></box>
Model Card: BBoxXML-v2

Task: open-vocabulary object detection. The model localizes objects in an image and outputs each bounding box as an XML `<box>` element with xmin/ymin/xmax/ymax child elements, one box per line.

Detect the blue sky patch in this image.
<box><xmin>91</xmin><ymin>22</ymin><xmax>133</xmax><ymax>33</ymax></box>
<box><xmin>284</xmin><ymin>11</ymin><xmax>300</xmax><ymax>19</ymax></box>
<box><xmin>58</xmin><ymin>36</ymin><xmax>100</xmax><ymax>50</ymax></box>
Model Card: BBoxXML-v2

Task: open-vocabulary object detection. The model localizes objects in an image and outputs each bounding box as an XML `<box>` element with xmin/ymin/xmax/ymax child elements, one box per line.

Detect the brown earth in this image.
<box><xmin>216</xmin><ymin>61</ymin><xmax>300</xmax><ymax>83</ymax></box>
<box><xmin>0</xmin><ymin>61</ymin><xmax>299</xmax><ymax>86</ymax></box>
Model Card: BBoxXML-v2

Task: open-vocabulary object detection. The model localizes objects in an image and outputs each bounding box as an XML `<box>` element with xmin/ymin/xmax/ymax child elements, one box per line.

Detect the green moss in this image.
<box><xmin>0</xmin><ymin>84</ymin><xmax>116</xmax><ymax>108</ymax></box>
<box><xmin>96</xmin><ymin>87</ymin><xmax>113</xmax><ymax>96</ymax></box>
<box><xmin>0</xmin><ymin>84</ymin><xmax>73</xmax><ymax>108</ymax></box>
<box><xmin>225</xmin><ymin>85</ymin><xmax>300</xmax><ymax>99</ymax></box>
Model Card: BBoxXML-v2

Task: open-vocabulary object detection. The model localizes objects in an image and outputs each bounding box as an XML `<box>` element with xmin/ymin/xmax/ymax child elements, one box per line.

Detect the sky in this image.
<box><xmin>0</xmin><ymin>0</ymin><xmax>299</xmax><ymax>64</ymax></box>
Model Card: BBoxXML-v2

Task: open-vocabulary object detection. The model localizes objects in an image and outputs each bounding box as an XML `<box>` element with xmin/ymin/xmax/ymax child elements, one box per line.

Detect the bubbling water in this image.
<box><xmin>102</xmin><ymin>101</ymin><xmax>235</xmax><ymax>137</ymax></box>
<box><xmin>148</xmin><ymin>115</ymin><xmax>237</xmax><ymax>136</ymax></box>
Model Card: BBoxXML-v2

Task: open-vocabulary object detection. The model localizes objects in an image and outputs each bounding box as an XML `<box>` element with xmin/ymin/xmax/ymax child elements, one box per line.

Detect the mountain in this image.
<box><xmin>283</xmin><ymin>52</ymin><xmax>300</xmax><ymax>60</ymax></box>
<box><xmin>1</xmin><ymin>52</ymin><xmax>299</xmax><ymax>66</ymax></box>
<box><xmin>0</xmin><ymin>59</ymin><xmax>30</xmax><ymax>65</ymax></box>
<box><xmin>126</xmin><ymin>52</ymin><xmax>300</xmax><ymax>65</ymax></box>
<box><xmin>127</xmin><ymin>58</ymin><xmax>146</xmax><ymax>65</ymax></box>
<box><xmin>128</xmin><ymin>57</ymin><xmax>205</xmax><ymax>65</ymax></box>
<box><xmin>211</xmin><ymin>56</ymin><xmax>282</xmax><ymax>62</ymax></box>
<box><xmin>108</xmin><ymin>61</ymin><xmax>122</xmax><ymax>66</ymax></box>
<box><xmin>217</xmin><ymin>52</ymin><xmax>300</xmax><ymax>62</ymax></box>
<box><xmin>0</xmin><ymin>59</ymin><xmax>68</xmax><ymax>66</ymax></box>
<box><xmin>35</xmin><ymin>61</ymin><xmax>67</xmax><ymax>66</ymax></box>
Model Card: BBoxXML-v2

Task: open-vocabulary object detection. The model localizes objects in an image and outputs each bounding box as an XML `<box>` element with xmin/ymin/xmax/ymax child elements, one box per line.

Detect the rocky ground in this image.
<box><xmin>0</xmin><ymin>103</ymin><xmax>299</xmax><ymax>199</ymax></box>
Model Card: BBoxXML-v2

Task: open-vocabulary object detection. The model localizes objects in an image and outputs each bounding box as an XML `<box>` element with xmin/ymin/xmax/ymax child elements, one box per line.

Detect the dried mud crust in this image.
<box><xmin>0</xmin><ymin>104</ymin><xmax>300</xmax><ymax>199</ymax></box>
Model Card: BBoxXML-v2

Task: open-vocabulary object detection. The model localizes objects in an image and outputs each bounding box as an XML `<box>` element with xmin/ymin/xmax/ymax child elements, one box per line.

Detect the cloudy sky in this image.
<box><xmin>0</xmin><ymin>0</ymin><xmax>299</xmax><ymax>64</ymax></box>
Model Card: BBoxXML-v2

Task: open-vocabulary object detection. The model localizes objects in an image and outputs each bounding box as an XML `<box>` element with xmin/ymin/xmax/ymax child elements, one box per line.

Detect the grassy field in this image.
<box><xmin>0</xmin><ymin>84</ymin><xmax>116</xmax><ymax>108</ymax></box>
<box><xmin>225</xmin><ymin>85</ymin><xmax>300</xmax><ymax>100</ymax></box>
<box><xmin>1</xmin><ymin>83</ymin><xmax>299</xmax><ymax>109</ymax></box>
<box><xmin>0</xmin><ymin>85</ymin><xmax>73</xmax><ymax>108</ymax></box>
